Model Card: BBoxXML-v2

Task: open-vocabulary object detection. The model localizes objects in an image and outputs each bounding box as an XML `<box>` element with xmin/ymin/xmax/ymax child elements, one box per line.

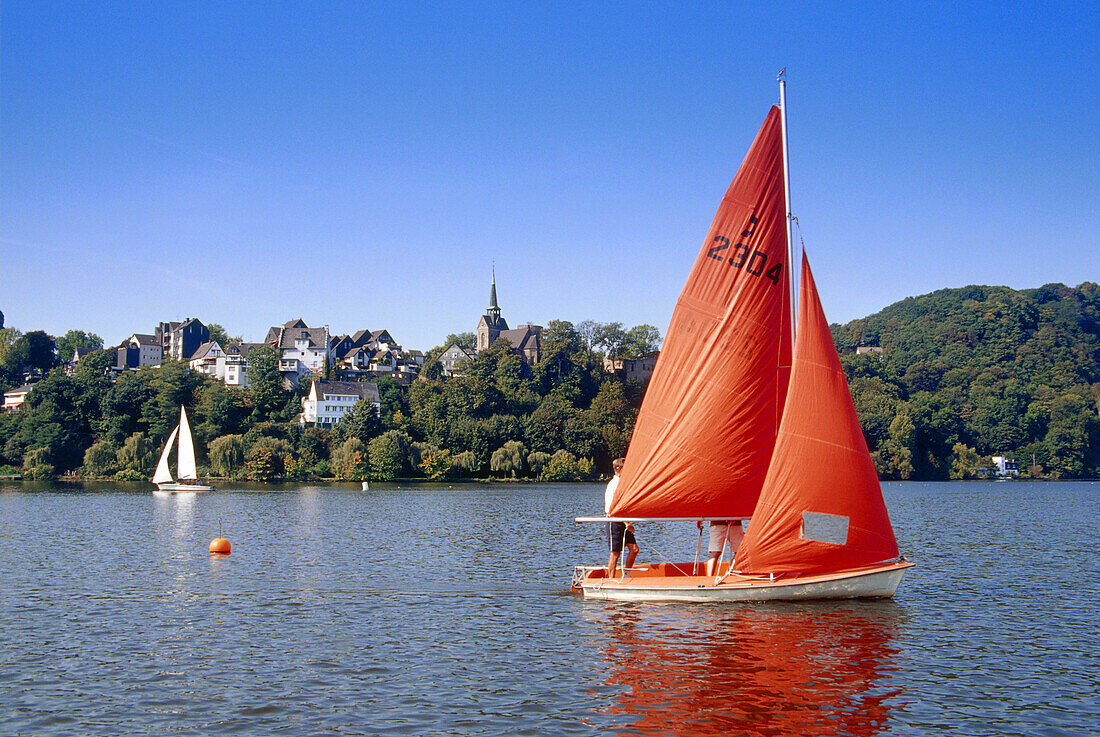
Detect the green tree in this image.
<box><xmin>490</xmin><ymin>440</ymin><xmax>526</xmax><ymax>477</ymax></box>
<box><xmin>205</xmin><ymin>323</ymin><xmax>241</xmax><ymax>350</ymax></box>
<box><xmin>450</xmin><ymin>450</ymin><xmax>478</xmax><ymax>477</ymax></box>
<box><xmin>587</xmin><ymin>381</ymin><xmax>636</xmax><ymax>469</ymax></box>
<box><xmin>245</xmin><ymin>444</ymin><xmax>278</xmax><ymax>481</ymax></box>
<box><xmin>332</xmin><ymin>437</ymin><xmax>369</xmax><ymax>480</ymax></box>
<box><xmin>143</xmin><ymin>361</ymin><xmax>205</xmax><ymax>442</ymax></box>
<box><xmin>334</xmin><ymin>398</ymin><xmax>382</xmax><ymax>443</ymax></box>
<box><xmin>524</xmin><ymin>395</ymin><xmax>575</xmax><ymax>454</ymax></box>
<box><xmin>22</xmin><ymin>447</ymin><xmax>56</xmax><ymax>479</ymax></box>
<box><xmin>593</xmin><ymin>322</ymin><xmax>626</xmax><ymax>357</ymax></box>
<box><xmin>527</xmin><ymin>451</ymin><xmax>551</xmax><ymax>477</ymax></box>
<box><xmin>419</xmin><ymin>448</ymin><xmax>453</xmax><ymax>479</ymax></box>
<box><xmin>443</xmin><ymin>332</ymin><xmax>476</xmax><ymax>350</ymax></box>
<box><xmin>82</xmin><ymin>440</ymin><xmax>117</xmax><ymax>477</ymax></box>
<box><xmin>621</xmin><ymin>324</ymin><xmax>662</xmax><ymax>358</ymax></box>
<box><xmin>54</xmin><ymin>330</ymin><xmax>104</xmax><ymax>364</ymax></box>
<box><xmin>542</xmin><ymin>449</ymin><xmax>594</xmax><ymax>481</ymax></box>
<box><xmin>4</xmin><ymin>330</ymin><xmax>56</xmax><ymax>381</ymax></box>
<box><xmin>878</xmin><ymin>411</ymin><xmax>918</xmax><ymax>480</ymax></box>
<box><xmin>0</xmin><ymin>327</ymin><xmax>21</xmax><ymax>392</ymax></box>
<box><xmin>17</xmin><ymin>372</ymin><xmax>90</xmax><ymax>473</ymax></box>
<box><xmin>102</xmin><ymin>370</ymin><xmax>156</xmax><ymax>445</ymax></box>
<box><xmin>208</xmin><ymin>434</ymin><xmax>245</xmax><ymax>477</ymax></box>
<box><xmin>194</xmin><ymin>382</ymin><xmax>245</xmax><ymax>445</ymax></box>
<box><xmin>116</xmin><ymin>432</ymin><xmax>156</xmax><ymax>474</ymax></box>
<box><xmin>368</xmin><ymin>430</ymin><xmax>411</xmax><ymax>480</ymax></box>
<box><xmin>247</xmin><ymin>345</ymin><xmax>286</xmax><ymax>420</ymax></box>
<box><xmin>950</xmin><ymin>443</ymin><xmax>980</xmax><ymax>480</ymax></box>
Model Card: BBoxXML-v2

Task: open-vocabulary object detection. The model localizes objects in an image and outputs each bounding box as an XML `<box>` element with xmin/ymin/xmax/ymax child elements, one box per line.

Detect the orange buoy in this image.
<box><xmin>209</xmin><ymin>537</ymin><xmax>232</xmax><ymax>554</ymax></box>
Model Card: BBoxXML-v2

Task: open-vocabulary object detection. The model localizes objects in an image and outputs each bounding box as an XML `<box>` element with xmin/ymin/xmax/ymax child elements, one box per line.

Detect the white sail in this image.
<box><xmin>177</xmin><ymin>406</ymin><xmax>198</xmax><ymax>480</ymax></box>
<box><xmin>152</xmin><ymin>425</ymin><xmax>180</xmax><ymax>484</ymax></box>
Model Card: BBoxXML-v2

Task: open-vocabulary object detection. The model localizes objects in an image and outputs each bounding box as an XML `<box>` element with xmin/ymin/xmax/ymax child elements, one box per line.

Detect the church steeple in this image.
<box><xmin>486</xmin><ymin>267</ymin><xmax>501</xmax><ymax>323</ymax></box>
<box><xmin>477</xmin><ymin>266</ymin><xmax>508</xmax><ymax>351</ymax></box>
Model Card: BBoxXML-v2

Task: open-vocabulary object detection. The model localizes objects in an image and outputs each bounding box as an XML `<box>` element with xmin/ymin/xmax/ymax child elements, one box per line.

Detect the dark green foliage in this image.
<box><xmin>833</xmin><ymin>281</ymin><xmax>1099</xmax><ymax>478</ymax></box>
<box><xmin>12</xmin><ymin>282</ymin><xmax>1093</xmax><ymax>483</ymax></box>
<box><xmin>333</xmin><ymin>399</ymin><xmax>382</xmax><ymax>444</ymax></box>
<box><xmin>246</xmin><ymin>345</ymin><xmax>286</xmax><ymax>421</ymax></box>
<box><xmin>54</xmin><ymin>330</ymin><xmax>104</xmax><ymax>364</ymax></box>
<box><xmin>3</xmin><ymin>330</ymin><xmax>56</xmax><ymax>383</ymax></box>
<box><xmin>17</xmin><ymin>372</ymin><xmax>94</xmax><ymax>473</ymax></box>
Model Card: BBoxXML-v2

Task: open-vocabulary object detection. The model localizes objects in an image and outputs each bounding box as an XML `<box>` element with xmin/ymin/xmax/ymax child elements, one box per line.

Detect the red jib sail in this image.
<box><xmin>610</xmin><ymin>106</ymin><xmax>792</xmax><ymax>519</ymax></box>
<box><xmin>736</xmin><ymin>253</ymin><xmax>899</xmax><ymax>575</ymax></box>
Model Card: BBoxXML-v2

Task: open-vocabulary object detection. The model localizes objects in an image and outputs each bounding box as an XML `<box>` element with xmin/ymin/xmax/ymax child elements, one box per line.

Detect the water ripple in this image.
<box><xmin>1</xmin><ymin>481</ymin><xmax>1097</xmax><ymax>735</ymax></box>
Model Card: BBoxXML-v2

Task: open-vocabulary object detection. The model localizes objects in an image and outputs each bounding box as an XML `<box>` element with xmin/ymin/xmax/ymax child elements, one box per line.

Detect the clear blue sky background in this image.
<box><xmin>3</xmin><ymin>2</ymin><xmax>1096</xmax><ymax>352</ymax></box>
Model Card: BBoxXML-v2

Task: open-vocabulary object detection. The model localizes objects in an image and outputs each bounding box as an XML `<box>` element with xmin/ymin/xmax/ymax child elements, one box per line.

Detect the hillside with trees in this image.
<box><xmin>1</xmin><ymin>282</ymin><xmax>1097</xmax><ymax>484</ymax></box>
<box><xmin>0</xmin><ymin>319</ymin><xmax>654</xmax><ymax>483</ymax></box>
<box><xmin>832</xmin><ymin>282</ymin><xmax>1099</xmax><ymax>479</ymax></box>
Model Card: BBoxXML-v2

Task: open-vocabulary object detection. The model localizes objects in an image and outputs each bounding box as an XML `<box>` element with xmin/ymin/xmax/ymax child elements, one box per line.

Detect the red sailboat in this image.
<box><xmin>573</xmin><ymin>77</ymin><xmax>913</xmax><ymax>601</ymax></box>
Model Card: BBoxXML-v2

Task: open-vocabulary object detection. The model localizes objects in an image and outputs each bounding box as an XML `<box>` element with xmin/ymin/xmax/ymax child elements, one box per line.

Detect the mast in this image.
<box><xmin>778</xmin><ymin>69</ymin><xmax>797</xmax><ymax>341</ymax></box>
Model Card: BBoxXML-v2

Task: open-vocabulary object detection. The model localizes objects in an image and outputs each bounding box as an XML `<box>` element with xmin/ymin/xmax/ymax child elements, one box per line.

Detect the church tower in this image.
<box><xmin>476</xmin><ymin>268</ymin><xmax>509</xmax><ymax>351</ymax></box>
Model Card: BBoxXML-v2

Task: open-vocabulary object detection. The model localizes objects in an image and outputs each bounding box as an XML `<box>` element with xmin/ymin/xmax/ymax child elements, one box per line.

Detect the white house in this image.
<box><xmin>188</xmin><ymin>341</ymin><xmax>226</xmax><ymax>379</ymax></box>
<box><xmin>265</xmin><ymin>319</ymin><xmax>332</xmax><ymax>388</ymax></box>
<box><xmin>300</xmin><ymin>380</ymin><xmax>380</xmax><ymax>428</ymax></box>
<box><xmin>3</xmin><ymin>383</ymin><xmax>34</xmax><ymax>412</ymax></box>
<box><xmin>222</xmin><ymin>343</ymin><xmax>263</xmax><ymax>388</ymax></box>
<box><xmin>991</xmin><ymin>455</ymin><xmax>1019</xmax><ymax>477</ymax></box>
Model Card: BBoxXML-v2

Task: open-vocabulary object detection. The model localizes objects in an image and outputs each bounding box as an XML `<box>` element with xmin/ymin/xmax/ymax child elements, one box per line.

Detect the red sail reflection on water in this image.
<box><xmin>592</xmin><ymin>604</ymin><xmax>904</xmax><ymax>736</ymax></box>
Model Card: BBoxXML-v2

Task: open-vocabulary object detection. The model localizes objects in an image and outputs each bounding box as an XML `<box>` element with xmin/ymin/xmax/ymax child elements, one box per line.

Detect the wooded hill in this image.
<box><xmin>832</xmin><ymin>282</ymin><xmax>1099</xmax><ymax>479</ymax></box>
<box><xmin>1</xmin><ymin>282</ymin><xmax>1097</xmax><ymax>482</ymax></box>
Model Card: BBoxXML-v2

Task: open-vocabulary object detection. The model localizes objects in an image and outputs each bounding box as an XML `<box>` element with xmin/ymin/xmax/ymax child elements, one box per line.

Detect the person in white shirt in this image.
<box><xmin>604</xmin><ymin>457</ymin><xmax>638</xmax><ymax>577</ymax></box>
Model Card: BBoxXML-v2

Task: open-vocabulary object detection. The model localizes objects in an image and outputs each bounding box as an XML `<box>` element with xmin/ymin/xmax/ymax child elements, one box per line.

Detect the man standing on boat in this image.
<box><xmin>605</xmin><ymin>458</ymin><xmax>638</xmax><ymax>577</ymax></box>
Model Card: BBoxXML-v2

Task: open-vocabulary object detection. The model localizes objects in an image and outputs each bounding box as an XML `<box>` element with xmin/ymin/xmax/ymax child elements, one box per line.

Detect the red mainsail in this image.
<box><xmin>736</xmin><ymin>254</ymin><xmax>899</xmax><ymax>575</ymax></box>
<box><xmin>610</xmin><ymin>106</ymin><xmax>792</xmax><ymax>519</ymax></box>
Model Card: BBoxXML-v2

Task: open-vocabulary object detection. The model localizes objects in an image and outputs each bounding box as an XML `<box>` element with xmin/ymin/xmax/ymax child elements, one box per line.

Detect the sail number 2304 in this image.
<box><xmin>706</xmin><ymin>215</ymin><xmax>783</xmax><ymax>286</ymax></box>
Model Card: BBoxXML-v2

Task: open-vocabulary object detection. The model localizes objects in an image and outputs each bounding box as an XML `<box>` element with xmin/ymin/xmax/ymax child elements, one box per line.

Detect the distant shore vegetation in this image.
<box><xmin>1</xmin><ymin>281</ymin><xmax>1098</xmax><ymax>485</ymax></box>
<box><xmin>0</xmin><ymin>319</ymin><xmax>651</xmax><ymax>483</ymax></box>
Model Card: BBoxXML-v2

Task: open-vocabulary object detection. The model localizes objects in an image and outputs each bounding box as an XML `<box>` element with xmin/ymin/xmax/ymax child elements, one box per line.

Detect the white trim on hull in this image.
<box><xmin>155</xmin><ymin>482</ymin><xmax>214</xmax><ymax>493</ymax></box>
<box><xmin>576</xmin><ymin>561</ymin><xmax>913</xmax><ymax>603</ymax></box>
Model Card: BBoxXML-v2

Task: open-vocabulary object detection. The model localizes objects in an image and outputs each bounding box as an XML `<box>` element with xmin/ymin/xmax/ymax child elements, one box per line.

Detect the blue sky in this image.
<box><xmin>2</xmin><ymin>2</ymin><xmax>1096</xmax><ymax>352</ymax></box>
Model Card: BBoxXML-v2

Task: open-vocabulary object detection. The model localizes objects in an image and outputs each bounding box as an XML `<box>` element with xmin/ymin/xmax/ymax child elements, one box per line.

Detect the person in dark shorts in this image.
<box><xmin>604</xmin><ymin>457</ymin><xmax>639</xmax><ymax>577</ymax></box>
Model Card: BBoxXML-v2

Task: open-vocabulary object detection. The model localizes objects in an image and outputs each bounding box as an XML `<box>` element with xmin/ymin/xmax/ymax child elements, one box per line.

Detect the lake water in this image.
<box><xmin>1</xmin><ymin>480</ymin><xmax>1097</xmax><ymax>736</ymax></box>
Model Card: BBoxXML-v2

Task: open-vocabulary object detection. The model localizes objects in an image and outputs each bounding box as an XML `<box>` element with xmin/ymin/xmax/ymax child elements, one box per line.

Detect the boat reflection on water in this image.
<box><xmin>590</xmin><ymin>602</ymin><xmax>904</xmax><ymax>736</ymax></box>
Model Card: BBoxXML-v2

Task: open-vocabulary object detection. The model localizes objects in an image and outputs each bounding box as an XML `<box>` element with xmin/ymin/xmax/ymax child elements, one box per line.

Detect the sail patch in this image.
<box><xmin>801</xmin><ymin>511</ymin><xmax>849</xmax><ymax>545</ymax></box>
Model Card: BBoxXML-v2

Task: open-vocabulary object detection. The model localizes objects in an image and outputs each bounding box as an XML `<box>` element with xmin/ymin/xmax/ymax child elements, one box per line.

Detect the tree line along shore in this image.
<box><xmin>1</xmin><ymin>280</ymin><xmax>1098</xmax><ymax>483</ymax></box>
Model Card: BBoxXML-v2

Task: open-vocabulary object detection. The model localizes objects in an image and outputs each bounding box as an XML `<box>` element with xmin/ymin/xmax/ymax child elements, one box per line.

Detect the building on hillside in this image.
<box><xmin>300</xmin><ymin>380</ymin><xmax>380</xmax><ymax>428</ymax></box>
<box><xmin>331</xmin><ymin>328</ymin><xmax>421</xmax><ymax>384</ymax></box>
<box><xmin>223</xmin><ymin>343</ymin><xmax>265</xmax><ymax>388</ymax></box>
<box><xmin>474</xmin><ymin>270</ymin><xmax>542</xmax><ymax>368</ymax></box>
<box><xmin>991</xmin><ymin>455</ymin><xmax>1019</xmax><ymax>478</ymax></box>
<box><xmin>3</xmin><ymin>383</ymin><xmax>34</xmax><ymax>412</ymax></box>
<box><xmin>439</xmin><ymin>343</ymin><xmax>476</xmax><ymax>377</ymax></box>
<box><xmin>116</xmin><ymin>333</ymin><xmax>162</xmax><ymax>370</ymax></box>
<box><xmin>157</xmin><ymin>319</ymin><xmax>210</xmax><ymax>362</ymax></box>
<box><xmin>476</xmin><ymin>269</ymin><xmax>509</xmax><ymax>351</ymax></box>
<box><xmin>63</xmin><ymin>347</ymin><xmax>95</xmax><ymax>376</ymax></box>
<box><xmin>265</xmin><ymin>319</ymin><xmax>332</xmax><ymax>388</ymax></box>
<box><xmin>188</xmin><ymin>341</ymin><xmax>226</xmax><ymax>379</ymax></box>
<box><xmin>603</xmin><ymin>351</ymin><xmax>660</xmax><ymax>384</ymax></box>
<box><xmin>855</xmin><ymin>345</ymin><xmax>884</xmax><ymax>355</ymax></box>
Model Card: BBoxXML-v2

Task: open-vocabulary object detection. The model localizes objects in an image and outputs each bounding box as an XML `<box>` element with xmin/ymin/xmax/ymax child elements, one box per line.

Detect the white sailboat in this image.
<box><xmin>152</xmin><ymin>406</ymin><xmax>214</xmax><ymax>492</ymax></box>
<box><xmin>572</xmin><ymin>75</ymin><xmax>912</xmax><ymax>601</ymax></box>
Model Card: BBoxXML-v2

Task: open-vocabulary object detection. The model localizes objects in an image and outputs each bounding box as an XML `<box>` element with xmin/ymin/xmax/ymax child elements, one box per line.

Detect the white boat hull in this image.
<box><xmin>155</xmin><ymin>482</ymin><xmax>214</xmax><ymax>493</ymax></box>
<box><xmin>574</xmin><ymin>560</ymin><xmax>913</xmax><ymax>602</ymax></box>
